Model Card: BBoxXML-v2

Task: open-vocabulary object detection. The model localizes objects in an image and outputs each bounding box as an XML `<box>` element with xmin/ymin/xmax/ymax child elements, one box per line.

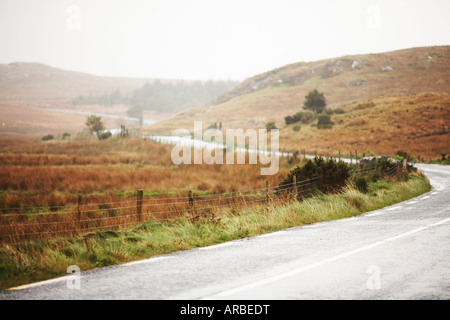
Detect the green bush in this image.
<box><xmin>266</xmin><ymin>122</ymin><xmax>277</xmax><ymax>130</ymax></box>
<box><xmin>284</xmin><ymin>115</ymin><xmax>295</xmax><ymax>125</ymax></box>
<box><xmin>317</xmin><ymin>115</ymin><xmax>334</xmax><ymax>129</ymax></box>
<box><xmin>292</xmin><ymin>125</ymin><xmax>301</xmax><ymax>132</ymax></box>
<box><xmin>42</xmin><ymin>134</ymin><xmax>54</xmax><ymax>141</ymax></box>
<box><xmin>284</xmin><ymin>111</ymin><xmax>316</xmax><ymax>125</ymax></box>
<box><xmin>353</xmin><ymin>176</ymin><xmax>368</xmax><ymax>193</ymax></box>
<box><xmin>99</xmin><ymin>131</ymin><xmax>112</xmax><ymax>140</ymax></box>
<box><xmin>278</xmin><ymin>157</ymin><xmax>351</xmax><ymax>199</ymax></box>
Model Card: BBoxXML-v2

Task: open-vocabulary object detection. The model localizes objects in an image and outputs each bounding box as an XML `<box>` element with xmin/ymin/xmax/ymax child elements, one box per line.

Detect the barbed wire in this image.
<box><xmin>0</xmin><ymin>182</ymin><xmax>320</xmax><ymax>229</ymax></box>
<box><xmin>0</xmin><ymin>164</ymin><xmax>400</xmax><ymax>218</ymax></box>
<box><xmin>0</xmin><ymin>160</ymin><xmax>405</xmax><ymax>240</ymax></box>
<box><xmin>0</xmin><ymin>192</ymin><xmax>295</xmax><ymax>238</ymax></box>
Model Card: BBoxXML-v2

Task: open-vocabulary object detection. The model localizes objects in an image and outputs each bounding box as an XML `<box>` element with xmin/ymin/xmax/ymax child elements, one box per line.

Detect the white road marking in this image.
<box><xmin>256</xmin><ymin>231</ymin><xmax>288</xmax><ymax>238</ymax></box>
<box><xmin>385</xmin><ymin>227</ymin><xmax>428</xmax><ymax>242</ymax></box>
<box><xmin>366</xmin><ymin>211</ymin><xmax>384</xmax><ymax>217</ymax></box>
<box><xmin>8</xmin><ymin>276</ymin><xmax>68</xmax><ymax>291</ymax></box>
<box><xmin>366</xmin><ymin>205</ymin><xmax>402</xmax><ymax>216</ymax></box>
<box><xmin>120</xmin><ymin>256</ymin><xmax>169</xmax><ymax>267</ymax></box>
<box><xmin>421</xmin><ymin>196</ymin><xmax>431</xmax><ymax>199</ymax></box>
<box><xmin>207</xmin><ymin>215</ymin><xmax>450</xmax><ymax>298</ymax></box>
<box><xmin>406</xmin><ymin>200</ymin><xmax>419</xmax><ymax>205</ymax></box>
<box><xmin>8</xmin><ymin>256</ymin><xmax>171</xmax><ymax>290</ymax></box>
<box><xmin>198</xmin><ymin>242</ymin><xmax>235</xmax><ymax>250</ymax></box>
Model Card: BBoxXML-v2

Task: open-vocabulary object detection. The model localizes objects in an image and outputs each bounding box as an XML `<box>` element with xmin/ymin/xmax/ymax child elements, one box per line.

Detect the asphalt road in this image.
<box><xmin>1</xmin><ymin>163</ymin><xmax>449</xmax><ymax>300</ymax></box>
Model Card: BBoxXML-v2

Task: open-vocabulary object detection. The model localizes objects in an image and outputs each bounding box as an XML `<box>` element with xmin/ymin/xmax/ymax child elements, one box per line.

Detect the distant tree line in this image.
<box><xmin>71</xmin><ymin>79</ymin><xmax>239</xmax><ymax>114</ymax></box>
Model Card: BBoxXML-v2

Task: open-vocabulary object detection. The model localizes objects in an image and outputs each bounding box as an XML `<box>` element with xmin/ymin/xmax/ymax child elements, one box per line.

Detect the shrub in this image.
<box><xmin>297</xmin><ymin>111</ymin><xmax>316</xmax><ymax>124</ymax></box>
<box><xmin>99</xmin><ymin>131</ymin><xmax>112</xmax><ymax>140</ymax></box>
<box><xmin>42</xmin><ymin>134</ymin><xmax>54</xmax><ymax>141</ymax></box>
<box><xmin>266</xmin><ymin>122</ymin><xmax>277</xmax><ymax>130</ymax></box>
<box><xmin>292</xmin><ymin>125</ymin><xmax>301</xmax><ymax>132</ymax></box>
<box><xmin>317</xmin><ymin>115</ymin><xmax>334</xmax><ymax>129</ymax></box>
<box><xmin>278</xmin><ymin>157</ymin><xmax>351</xmax><ymax>199</ymax></box>
<box><xmin>284</xmin><ymin>111</ymin><xmax>316</xmax><ymax>125</ymax></box>
<box><xmin>284</xmin><ymin>115</ymin><xmax>295</xmax><ymax>125</ymax></box>
<box><xmin>353</xmin><ymin>176</ymin><xmax>369</xmax><ymax>193</ymax></box>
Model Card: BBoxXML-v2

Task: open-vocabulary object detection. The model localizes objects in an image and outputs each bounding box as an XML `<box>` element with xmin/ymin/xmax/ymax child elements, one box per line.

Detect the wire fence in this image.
<box><xmin>0</xmin><ymin>160</ymin><xmax>401</xmax><ymax>242</ymax></box>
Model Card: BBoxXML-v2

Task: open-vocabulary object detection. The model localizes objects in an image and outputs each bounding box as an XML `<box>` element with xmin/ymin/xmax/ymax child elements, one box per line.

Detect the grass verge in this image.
<box><xmin>0</xmin><ymin>172</ymin><xmax>430</xmax><ymax>289</ymax></box>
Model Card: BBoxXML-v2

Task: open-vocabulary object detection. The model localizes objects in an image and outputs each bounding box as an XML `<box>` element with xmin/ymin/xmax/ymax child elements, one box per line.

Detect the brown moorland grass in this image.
<box><xmin>279</xmin><ymin>92</ymin><xmax>450</xmax><ymax>160</ymax></box>
<box><xmin>0</xmin><ymin>135</ymin><xmax>294</xmax><ymax>241</ymax></box>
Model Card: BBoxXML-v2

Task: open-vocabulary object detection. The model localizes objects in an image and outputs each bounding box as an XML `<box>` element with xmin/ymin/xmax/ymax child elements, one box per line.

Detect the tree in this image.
<box><xmin>304</xmin><ymin>89</ymin><xmax>326</xmax><ymax>113</ymax></box>
<box><xmin>85</xmin><ymin>115</ymin><xmax>105</xmax><ymax>140</ymax></box>
<box><xmin>266</xmin><ymin>121</ymin><xmax>277</xmax><ymax>130</ymax></box>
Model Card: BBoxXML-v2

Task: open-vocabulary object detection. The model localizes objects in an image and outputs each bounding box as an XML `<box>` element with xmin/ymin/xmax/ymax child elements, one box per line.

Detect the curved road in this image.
<box><xmin>1</xmin><ymin>164</ymin><xmax>449</xmax><ymax>300</ymax></box>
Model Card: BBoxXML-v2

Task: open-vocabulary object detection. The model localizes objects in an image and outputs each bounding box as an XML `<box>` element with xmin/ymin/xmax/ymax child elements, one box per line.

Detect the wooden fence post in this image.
<box><xmin>137</xmin><ymin>189</ymin><xmax>143</xmax><ymax>222</ymax></box>
<box><xmin>231</xmin><ymin>188</ymin><xmax>236</xmax><ymax>206</ymax></box>
<box><xmin>188</xmin><ymin>190</ymin><xmax>194</xmax><ymax>207</ymax></box>
<box><xmin>293</xmin><ymin>175</ymin><xmax>297</xmax><ymax>201</ymax></box>
<box><xmin>266</xmin><ymin>180</ymin><xmax>269</xmax><ymax>204</ymax></box>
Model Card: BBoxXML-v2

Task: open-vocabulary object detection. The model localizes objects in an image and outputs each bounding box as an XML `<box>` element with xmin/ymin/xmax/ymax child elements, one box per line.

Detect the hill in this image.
<box><xmin>0</xmin><ymin>63</ymin><xmax>237</xmax><ymax>136</ymax></box>
<box><xmin>145</xmin><ymin>46</ymin><xmax>450</xmax><ymax>159</ymax></box>
<box><xmin>147</xmin><ymin>46</ymin><xmax>450</xmax><ymax>133</ymax></box>
<box><xmin>280</xmin><ymin>92</ymin><xmax>449</xmax><ymax>160</ymax></box>
<box><xmin>0</xmin><ymin>62</ymin><xmax>150</xmax><ymax>103</ymax></box>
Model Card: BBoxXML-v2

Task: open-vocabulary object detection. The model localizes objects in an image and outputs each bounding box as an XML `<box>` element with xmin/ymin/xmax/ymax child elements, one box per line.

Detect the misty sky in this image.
<box><xmin>0</xmin><ymin>0</ymin><xmax>449</xmax><ymax>81</ymax></box>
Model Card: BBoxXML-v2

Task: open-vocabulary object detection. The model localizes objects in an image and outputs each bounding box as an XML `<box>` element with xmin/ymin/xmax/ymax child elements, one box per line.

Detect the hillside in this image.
<box><xmin>0</xmin><ymin>62</ymin><xmax>150</xmax><ymax>103</ymax></box>
<box><xmin>0</xmin><ymin>63</ymin><xmax>237</xmax><ymax>136</ymax></box>
<box><xmin>280</xmin><ymin>92</ymin><xmax>450</xmax><ymax>160</ymax></box>
<box><xmin>146</xmin><ymin>46</ymin><xmax>450</xmax><ymax>134</ymax></box>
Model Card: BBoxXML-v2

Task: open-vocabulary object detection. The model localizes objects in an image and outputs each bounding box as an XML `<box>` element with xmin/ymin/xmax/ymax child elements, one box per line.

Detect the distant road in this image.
<box><xmin>1</xmin><ymin>164</ymin><xmax>449</xmax><ymax>300</ymax></box>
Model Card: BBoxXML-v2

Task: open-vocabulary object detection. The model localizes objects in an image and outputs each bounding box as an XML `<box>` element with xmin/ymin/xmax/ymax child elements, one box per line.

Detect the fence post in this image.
<box><xmin>338</xmin><ymin>150</ymin><xmax>341</xmax><ymax>162</ymax></box>
<box><xmin>188</xmin><ymin>190</ymin><xmax>194</xmax><ymax>207</ymax></box>
<box><xmin>350</xmin><ymin>151</ymin><xmax>353</xmax><ymax>164</ymax></box>
<box><xmin>137</xmin><ymin>189</ymin><xmax>143</xmax><ymax>222</ymax></box>
<box><xmin>77</xmin><ymin>195</ymin><xmax>82</xmax><ymax>231</ymax></box>
<box><xmin>231</xmin><ymin>188</ymin><xmax>236</xmax><ymax>206</ymax></box>
<box><xmin>293</xmin><ymin>175</ymin><xmax>297</xmax><ymax>201</ymax></box>
<box><xmin>266</xmin><ymin>180</ymin><xmax>269</xmax><ymax>204</ymax></box>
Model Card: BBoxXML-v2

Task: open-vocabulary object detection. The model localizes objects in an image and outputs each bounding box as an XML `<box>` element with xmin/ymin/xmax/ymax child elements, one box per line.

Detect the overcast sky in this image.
<box><xmin>0</xmin><ymin>0</ymin><xmax>449</xmax><ymax>81</ymax></box>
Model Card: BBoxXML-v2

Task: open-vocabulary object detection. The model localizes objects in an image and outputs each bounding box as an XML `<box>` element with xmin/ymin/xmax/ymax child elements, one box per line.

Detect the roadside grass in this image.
<box><xmin>0</xmin><ymin>172</ymin><xmax>430</xmax><ymax>290</ymax></box>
